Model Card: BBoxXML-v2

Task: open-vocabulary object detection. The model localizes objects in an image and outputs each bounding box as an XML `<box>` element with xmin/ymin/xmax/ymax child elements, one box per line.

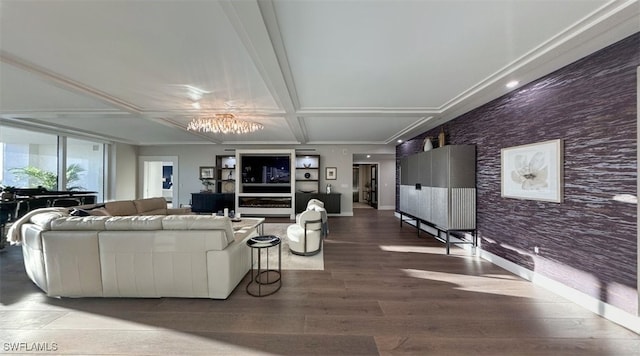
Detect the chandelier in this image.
<box><xmin>187</xmin><ymin>113</ymin><xmax>264</xmax><ymax>134</ymax></box>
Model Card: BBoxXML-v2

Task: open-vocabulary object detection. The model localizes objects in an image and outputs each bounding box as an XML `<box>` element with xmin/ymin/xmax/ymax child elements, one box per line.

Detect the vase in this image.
<box><xmin>438</xmin><ymin>127</ymin><xmax>446</xmax><ymax>147</ymax></box>
<box><xmin>423</xmin><ymin>137</ymin><xmax>433</xmax><ymax>151</ymax></box>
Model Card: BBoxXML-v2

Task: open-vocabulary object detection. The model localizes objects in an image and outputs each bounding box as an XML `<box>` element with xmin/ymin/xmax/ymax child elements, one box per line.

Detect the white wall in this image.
<box><xmin>377</xmin><ymin>157</ymin><xmax>397</xmax><ymax>210</ymax></box>
<box><xmin>136</xmin><ymin>144</ymin><xmax>397</xmax><ymax>215</ymax></box>
<box><xmin>316</xmin><ymin>145</ymin><xmax>354</xmax><ymax>215</ymax></box>
<box><xmin>110</xmin><ymin>142</ymin><xmax>137</xmax><ymax>201</ymax></box>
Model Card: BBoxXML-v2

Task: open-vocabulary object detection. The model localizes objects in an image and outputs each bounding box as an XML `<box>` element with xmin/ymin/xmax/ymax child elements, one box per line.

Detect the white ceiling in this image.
<box><xmin>0</xmin><ymin>0</ymin><xmax>638</xmax><ymax>146</ymax></box>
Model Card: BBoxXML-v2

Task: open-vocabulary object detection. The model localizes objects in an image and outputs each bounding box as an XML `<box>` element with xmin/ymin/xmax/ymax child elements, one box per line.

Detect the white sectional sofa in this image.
<box><xmin>12</xmin><ymin>211</ymin><xmax>257</xmax><ymax>299</ymax></box>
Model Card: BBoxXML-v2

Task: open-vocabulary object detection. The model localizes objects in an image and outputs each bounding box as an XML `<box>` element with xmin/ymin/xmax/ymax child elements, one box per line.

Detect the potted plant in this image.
<box><xmin>9</xmin><ymin>164</ymin><xmax>85</xmax><ymax>191</ymax></box>
<box><xmin>200</xmin><ymin>179</ymin><xmax>214</xmax><ymax>192</ymax></box>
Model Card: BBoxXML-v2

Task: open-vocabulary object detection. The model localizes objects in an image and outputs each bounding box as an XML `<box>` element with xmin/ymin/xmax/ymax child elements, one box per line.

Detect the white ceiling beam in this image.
<box><xmin>220</xmin><ymin>0</ymin><xmax>306</xmax><ymax>143</ymax></box>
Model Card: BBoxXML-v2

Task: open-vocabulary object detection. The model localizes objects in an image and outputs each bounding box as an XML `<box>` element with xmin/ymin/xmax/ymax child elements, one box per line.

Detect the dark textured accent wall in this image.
<box><xmin>397</xmin><ymin>33</ymin><xmax>639</xmax><ymax>314</ymax></box>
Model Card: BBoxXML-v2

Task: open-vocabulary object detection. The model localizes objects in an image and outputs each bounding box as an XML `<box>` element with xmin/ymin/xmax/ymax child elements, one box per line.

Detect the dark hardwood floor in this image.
<box><xmin>1</xmin><ymin>209</ymin><xmax>638</xmax><ymax>355</ymax></box>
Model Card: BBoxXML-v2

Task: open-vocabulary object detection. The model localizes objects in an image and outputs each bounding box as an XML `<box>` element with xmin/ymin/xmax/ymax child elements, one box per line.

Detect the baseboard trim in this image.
<box><xmin>392</xmin><ymin>212</ymin><xmax>640</xmax><ymax>334</ymax></box>
<box><xmin>479</xmin><ymin>249</ymin><xmax>640</xmax><ymax>334</ymax></box>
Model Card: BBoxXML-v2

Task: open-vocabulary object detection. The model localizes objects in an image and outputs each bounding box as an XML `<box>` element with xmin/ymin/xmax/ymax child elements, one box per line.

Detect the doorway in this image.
<box><xmin>352</xmin><ymin>163</ymin><xmax>378</xmax><ymax>209</ymax></box>
<box><xmin>370</xmin><ymin>164</ymin><xmax>378</xmax><ymax>209</ymax></box>
<box><xmin>139</xmin><ymin>156</ymin><xmax>178</xmax><ymax>207</ymax></box>
<box><xmin>352</xmin><ymin>166</ymin><xmax>359</xmax><ymax>202</ymax></box>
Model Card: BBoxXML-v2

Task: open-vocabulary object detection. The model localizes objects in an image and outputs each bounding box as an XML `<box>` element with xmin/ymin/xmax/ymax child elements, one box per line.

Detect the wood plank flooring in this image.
<box><xmin>1</xmin><ymin>209</ymin><xmax>638</xmax><ymax>355</ymax></box>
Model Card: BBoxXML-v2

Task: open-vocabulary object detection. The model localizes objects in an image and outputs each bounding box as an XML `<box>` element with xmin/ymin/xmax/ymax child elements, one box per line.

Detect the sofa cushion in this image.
<box><xmin>133</xmin><ymin>197</ymin><xmax>168</xmax><ymax>214</ymax></box>
<box><xmin>70</xmin><ymin>208</ymin><xmax>91</xmax><ymax>217</ymax></box>
<box><xmin>89</xmin><ymin>208</ymin><xmax>111</xmax><ymax>216</ymax></box>
<box><xmin>30</xmin><ymin>211</ymin><xmax>69</xmax><ymax>230</ymax></box>
<box><xmin>51</xmin><ymin>216</ymin><xmax>110</xmax><ymax>231</ymax></box>
<box><xmin>98</xmin><ymin>231</ymin><xmax>214</xmax><ymax>297</ymax></box>
<box><xmin>74</xmin><ymin>203</ymin><xmax>106</xmax><ymax>211</ymax></box>
<box><xmin>139</xmin><ymin>208</ymin><xmax>168</xmax><ymax>215</ymax></box>
<box><xmin>104</xmin><ymin>215</ymin><xmax>164</xmax><ymax>230</ymax></box>
<box><xmin>22</xmin><ymin>224</ymin><xmax>46</xmax><ymax>250</ymax></box>
<box><xmin>167</xmin><ymin>207</ymin><xmax>192</xmax><ymax>215</ymax></box>
<box><xmin>162</xmin><ymin>215</ymin><xmax>235</xmax><ymax>244</ymax></box>
<box><xmin>41</xmin><ymin>231</ymin><xmax>103</xmax><ymax>297</ymax></box>
<box><xmin>104</xmin><ymin>200</ymin><xmax>137</xmax><ymax>216</ymax></box>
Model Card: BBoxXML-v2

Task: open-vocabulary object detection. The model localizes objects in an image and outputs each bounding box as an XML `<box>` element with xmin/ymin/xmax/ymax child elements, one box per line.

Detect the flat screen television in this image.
<box><xmin>241</xmin><ymin>155</ymin><xmax>290</xmax><ymax>184</ymax></box>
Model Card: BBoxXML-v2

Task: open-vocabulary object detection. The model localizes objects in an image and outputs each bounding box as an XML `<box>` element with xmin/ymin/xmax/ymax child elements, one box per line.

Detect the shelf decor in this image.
<box><xmin>222</xmin><ymin>181</ymin><xmax>235</xmax><ymax>193</ymax></box>
<box><xmin>438</xmin><ymin>127</ymin><xmax>446</xmax><ymax>147</ymax></box>
<box><xmin>326</xmin><ymin>167</ymin><xmax>337</xmax><ymax>180</ymax></box>
<box><xmin>501</xmin><ymin>139</ymin><xmax>563</xmax><ymax>203</ymax></box>
<box><xmin>423</xmin><ymin>137</ymin><xmax>433</xmax><ymax>151</ymax></box>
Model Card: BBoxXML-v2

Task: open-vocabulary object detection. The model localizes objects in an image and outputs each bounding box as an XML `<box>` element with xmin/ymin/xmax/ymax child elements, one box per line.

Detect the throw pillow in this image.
<box><xmin>70</xmin><ymin>208</ymin><xmax>91</xmax><ymax>217</ymax></box>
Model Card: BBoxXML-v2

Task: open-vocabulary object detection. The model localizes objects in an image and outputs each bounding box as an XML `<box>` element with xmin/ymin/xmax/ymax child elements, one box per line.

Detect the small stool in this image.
<box><xmin>246</xmin><ymin>235</ymin><xmax>282</xmax><ymax>297</ymax></box>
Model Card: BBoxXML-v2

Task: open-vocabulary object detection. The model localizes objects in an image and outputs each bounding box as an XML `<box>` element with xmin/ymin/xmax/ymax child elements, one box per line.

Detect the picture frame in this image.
<box><xmin>501</xmin><ymin>139</ymin><xmax>563</xmax><ymax>203</ymax></box>
<box><xmin>326</xmin><ymin>167</ymin><xmax>337</xmax><ymax>180</ymax></box>
<box><xmin>199</xmin><ymin>166</ymin><xmax>215</xmax><ymax>180</ymax></box>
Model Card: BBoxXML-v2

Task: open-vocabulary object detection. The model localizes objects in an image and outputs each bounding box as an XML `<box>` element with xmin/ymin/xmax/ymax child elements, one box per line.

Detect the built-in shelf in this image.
<box><xmin>235</xmin><ymin>149</ymin><xmax>296</xmax><ymax>218</ymax></box>
<box><xmin>295</xmin><ymin>154</ymin><xmax>320</xmax><ymax>194</ymax></box>
<box><xmin>216</xmin><ymin>155</ymin><xmax>237</xmax><ymax>193</ymax></box>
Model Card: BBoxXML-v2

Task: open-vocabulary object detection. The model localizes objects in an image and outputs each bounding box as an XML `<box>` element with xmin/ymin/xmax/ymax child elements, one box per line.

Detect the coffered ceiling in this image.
<box><xmin>0</xmin><ymin>0</ymin><xmax>637</xmax><ymax>146</ymax></box>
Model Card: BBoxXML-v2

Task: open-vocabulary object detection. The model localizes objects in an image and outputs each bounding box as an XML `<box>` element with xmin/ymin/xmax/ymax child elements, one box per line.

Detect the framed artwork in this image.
<box><xmin>199</xmin><ymin>166</ymin><xmax>215</xmax><ymax>180</ymax></box>
<box><xmin>326</xmin><ymin>167</ymin><xmax>337</xmax><ymax>180</ymax></box>
<box><xmin>501</xmin><ymin>139</ymin><xmax>563</xmax><ymax>203</ymax></box>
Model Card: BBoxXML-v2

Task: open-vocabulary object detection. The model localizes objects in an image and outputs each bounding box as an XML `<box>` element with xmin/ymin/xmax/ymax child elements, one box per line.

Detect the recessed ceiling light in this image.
<box><xmin>366</xmin><ymin>155</ymin><xmax>371</xmax><ymax>158</ymax></box>
<box><xmin>397</xmin><ymin>139</ymin><xmax>403</xmax><ymax>143</ymax></box>
<box><xmin>506</xmin><ymin>80</ymin><xmax>519</xmax><ymax>88</ymax></box>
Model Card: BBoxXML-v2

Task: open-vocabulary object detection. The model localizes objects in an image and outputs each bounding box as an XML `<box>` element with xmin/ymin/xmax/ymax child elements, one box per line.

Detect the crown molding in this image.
<box><xmin>0</xmin><ymin>51</ymin><xmax>142</xmax><ymax>115</ymax></box>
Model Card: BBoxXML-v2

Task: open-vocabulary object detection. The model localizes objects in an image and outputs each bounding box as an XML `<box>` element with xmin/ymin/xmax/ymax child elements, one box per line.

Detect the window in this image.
<box><xmin>0</xmin><ymin>126</ymin><xmax>106</xmax><ymax>202</ymax></box>
<box><xmin>67</xmin><ymin>137</ymin><xmax>105</xmax><ymax>199</ymax></box>
<box><xmin>0</xmin><ymin>126</ymin><xmax>58</xmax><ymax>189</ymax></box>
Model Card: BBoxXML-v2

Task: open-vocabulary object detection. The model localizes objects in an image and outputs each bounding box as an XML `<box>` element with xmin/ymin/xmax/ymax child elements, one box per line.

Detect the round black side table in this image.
<box><xmin>246</xmin><ymin>235</ymin><xmax>282</xmax><ymax>297</ymax></box>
